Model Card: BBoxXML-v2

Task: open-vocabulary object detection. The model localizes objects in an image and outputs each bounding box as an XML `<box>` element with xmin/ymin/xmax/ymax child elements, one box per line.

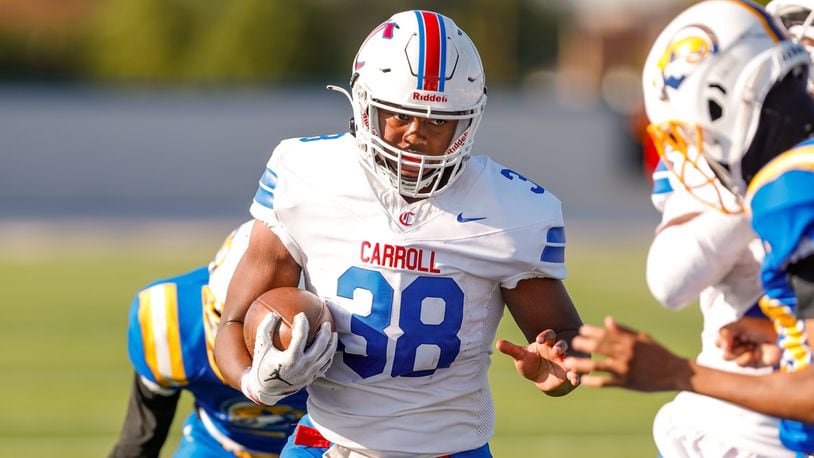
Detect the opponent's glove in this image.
<box><xmin>241</xmin><ymin>312</ymin><xmax>337</xmax><ymax>406</ymax></box>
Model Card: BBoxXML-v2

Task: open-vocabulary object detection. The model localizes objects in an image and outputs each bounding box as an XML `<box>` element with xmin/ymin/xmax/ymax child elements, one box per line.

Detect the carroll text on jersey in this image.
<box><xmin>360</xmin><ymin>241</ymin><xmax>441</xmax><ymax>274</ymax></box>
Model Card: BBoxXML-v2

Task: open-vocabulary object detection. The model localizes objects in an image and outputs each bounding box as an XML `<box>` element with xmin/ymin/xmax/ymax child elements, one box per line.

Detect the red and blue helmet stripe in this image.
<box><xmin>414</xmin><ymin>10</ymin><xmax>447</xmax><ymax>92</ymax></box>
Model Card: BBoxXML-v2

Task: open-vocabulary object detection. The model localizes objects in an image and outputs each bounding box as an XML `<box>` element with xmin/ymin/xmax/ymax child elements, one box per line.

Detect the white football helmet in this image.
<box><xmin>329</xmin><ymin>10</ymin><xmax>487</xmax><ymax>199</ymax></box>
<box><xmin>643</xmin><ymin>0</ymin><xmax>809</xmax><ymax>199</ymax></box>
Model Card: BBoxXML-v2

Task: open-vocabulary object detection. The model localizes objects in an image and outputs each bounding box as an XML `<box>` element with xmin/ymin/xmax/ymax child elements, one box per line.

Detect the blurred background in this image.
<box><xmin>0</xmin><ymin>0</ymin><xmax>770</xmax><ymax>456</ymax></box>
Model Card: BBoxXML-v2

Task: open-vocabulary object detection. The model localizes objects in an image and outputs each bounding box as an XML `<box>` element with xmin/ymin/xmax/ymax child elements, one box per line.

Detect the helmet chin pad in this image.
<box><xmin>741</xmin><ymin>67</ymin><xmax>814</xmax><ymax>184</ymax></box>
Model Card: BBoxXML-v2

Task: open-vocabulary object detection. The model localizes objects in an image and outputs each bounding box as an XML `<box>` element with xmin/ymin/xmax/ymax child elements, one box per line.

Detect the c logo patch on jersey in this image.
<box><xmin>399</xmin><ymin>211</ymin><xmax>416</xmax><ymax>226</ymax></box>
<box><xmin>657</xmin><ymin>24</ymin><xmax>719</xmax><ymax>89</ymax></box>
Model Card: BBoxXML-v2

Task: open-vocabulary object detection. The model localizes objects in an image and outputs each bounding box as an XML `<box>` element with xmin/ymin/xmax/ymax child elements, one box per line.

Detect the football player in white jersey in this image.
<box><xmin>213</xmin><ymin>10</ymin><xmax>585</xmax><ymax>458</ymax></box>
<box><xmin>646</xmin><ymin>152</ymin><xmax>792</xmax><ymax>456</ymax></box>
<box><xmin>563</xmin><ymin>0</ymin><xmax>814</xmax><ymax>435</ymax></box>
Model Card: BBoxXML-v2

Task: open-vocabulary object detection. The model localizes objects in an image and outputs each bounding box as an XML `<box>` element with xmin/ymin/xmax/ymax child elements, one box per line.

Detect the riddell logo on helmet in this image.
<box><xmin>446</xmin><ymin>131</ymin><xmax>469</xmax><ymax>154</ymax></box>
<box><xmin>411</xmin><ymin>92</ymin><xmax>448</xmax><ymax>103</ymax></box>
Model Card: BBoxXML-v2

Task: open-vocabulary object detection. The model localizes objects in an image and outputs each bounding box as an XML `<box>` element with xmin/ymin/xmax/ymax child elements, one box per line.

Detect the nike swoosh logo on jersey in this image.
<box><xmin>456</xmin><ymin>212</ymin><xmax>486</xmax><ymax>223</ymax></box>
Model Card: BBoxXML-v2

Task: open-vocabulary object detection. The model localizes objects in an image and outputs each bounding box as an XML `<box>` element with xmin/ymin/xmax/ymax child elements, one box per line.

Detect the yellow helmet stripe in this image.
<box><xmin>746</xmin><ymin>149</ymin><xmax>814</xmax><ymax>202</ymax></box>
<box><xmin>138</xmin><ymin>284</ymin><xmax>188</xmax><ymax>386</ymax></box>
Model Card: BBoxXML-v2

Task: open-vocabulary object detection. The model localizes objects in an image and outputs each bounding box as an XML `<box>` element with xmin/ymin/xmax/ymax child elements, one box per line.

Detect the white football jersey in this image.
<box><xmin>648</xmin><ymin>159</ymin><xmax>790</xmax><ymax>457</ymax></box>
<box><xmin>649</xmin><ymin>160</ymin><xmax>765</xmax><ymax>369</ymax></box>
<box><xmin>250</xmin><ymin>132</ymin><xmax>566</xmax><ymax>455</ymax></box>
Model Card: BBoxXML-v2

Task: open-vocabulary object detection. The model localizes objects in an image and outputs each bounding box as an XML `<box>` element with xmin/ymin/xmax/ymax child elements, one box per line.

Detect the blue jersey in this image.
<box><xmin>128</xmin><ymin>267</ymin><xmax>308</xmax><ymax>455</ymax></box>
<box><xmin>748</xmin><ymin>140</ymin><xmax>814</xmax><ymax>309</ymax></box>
<box><xmin>747</xmin><ymin>139</ymin><xmax>814</xmax><ymax>453</ymax></box>
<box><xmin>748</xmin><ymin>140</ymin><xmax>814</xmax><ymax>371</ymax></box>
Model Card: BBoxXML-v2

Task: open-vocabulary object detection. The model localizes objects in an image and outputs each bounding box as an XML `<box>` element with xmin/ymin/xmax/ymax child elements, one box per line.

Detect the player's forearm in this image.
<box><xmin>215</xmin><ymin>225</ymin><xmax>294</xmax><ymax>389</ymax></box>
<box><xmin>215</xmin><ymin>283</ymin><xmax>264</xmax><ymax>390</ymax></box>
<box><xmin>214</xmin><ymin>322</ymin><xmax>253</xmax><ymax>390</ymax></box>
<box><xmin>686</xmin><ymin>361</ymin><xmax>814</xmax><ymax>423</ymax></box>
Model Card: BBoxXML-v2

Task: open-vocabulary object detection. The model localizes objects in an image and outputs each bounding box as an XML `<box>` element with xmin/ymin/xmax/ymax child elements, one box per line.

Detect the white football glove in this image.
<box><xmin>240</xmin><ymin>312</ymin><xmax>337</xmax><ymax>406</ymax></box>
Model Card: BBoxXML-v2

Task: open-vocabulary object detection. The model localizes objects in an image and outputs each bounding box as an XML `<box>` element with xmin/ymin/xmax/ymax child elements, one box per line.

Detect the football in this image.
<box><xmin>243</xmin><ymin>287</ymin><xmax>334</xmax><ymax>354</ymax></box>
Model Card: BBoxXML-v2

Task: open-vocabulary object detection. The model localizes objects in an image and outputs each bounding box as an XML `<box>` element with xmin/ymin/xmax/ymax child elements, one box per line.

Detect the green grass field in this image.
<box><xmin>0</xmin><ymin>227</ymin><xmax>702</xmax><ymax>457</ymax></box>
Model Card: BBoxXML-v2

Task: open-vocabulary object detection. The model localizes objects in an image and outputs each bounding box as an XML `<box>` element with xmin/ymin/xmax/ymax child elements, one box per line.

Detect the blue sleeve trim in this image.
<box><xmin>253</xmin><ymin>184</ymin><xmax>275</xmax><ymax>209</ymax></box>
<box><xmin>547</xmin><ymin>226</ymin><xmax>566</xmax><ymax>244</ymax></box>
<box><xmin>260</xmin><ymin>168</ymin><xmax>277</xmax><ymax>190</ymax></box>
<box><xmin>541</xmin><ymin>246</ymin><xmax>565</xmax><ymax>264</ymax></box>
<box><xmin>298</xmin><ymin>133</ymin><xmax>346</xmax><ymax>142</ymax></box>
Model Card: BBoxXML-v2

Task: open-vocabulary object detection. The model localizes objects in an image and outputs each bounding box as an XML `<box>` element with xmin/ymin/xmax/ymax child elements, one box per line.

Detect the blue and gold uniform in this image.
<box><xmin>747</xmin><ymin>139</ymin><xmax>814</xmax><ymax>454</ymax></box>
<box><xmin>119</xmin><ymin>222</ymin><xmax>308</xmax><ymax>457</ymax></box>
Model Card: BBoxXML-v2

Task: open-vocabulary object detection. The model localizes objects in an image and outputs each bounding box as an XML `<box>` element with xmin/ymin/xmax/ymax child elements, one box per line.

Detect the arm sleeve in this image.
<box><xmin>107</xmin><ymin>373</ymin><xmax>180</xmax><ymax>458</ymax></box>
<box><xmin>646</xmin><ymin>210</ymin><xmax>756</xmax><ymax>309</ymax></box>
<box><xmin>500</xmin><ymin>197</ymin><xmax>567</xmax><ymax>289</ymax></box>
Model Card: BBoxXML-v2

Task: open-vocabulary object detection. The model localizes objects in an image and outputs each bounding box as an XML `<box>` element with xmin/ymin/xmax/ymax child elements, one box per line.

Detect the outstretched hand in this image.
<box><xmin>563</xmin><ymin>316</ymin><xmax>692</xmax><ymax>392</ymax></box>
<box><xmin>496</xmin><ymin>329</ymin><xmax>579</xmax><ymax>396</ymax></box>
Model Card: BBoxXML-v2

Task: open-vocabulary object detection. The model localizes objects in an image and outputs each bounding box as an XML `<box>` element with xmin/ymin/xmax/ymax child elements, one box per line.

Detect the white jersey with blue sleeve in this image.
<box><xmin>250</xmin><ymin>132</ymin><xmax>566</xmax><ymax>456</ymax></box>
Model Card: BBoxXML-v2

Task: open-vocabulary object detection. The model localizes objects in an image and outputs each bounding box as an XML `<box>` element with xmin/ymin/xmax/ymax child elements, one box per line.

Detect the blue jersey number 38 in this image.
<box><xmin>336</xmin><ymin>267</ymin><xmax>464</xmax><ymax>378</ymax></box>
